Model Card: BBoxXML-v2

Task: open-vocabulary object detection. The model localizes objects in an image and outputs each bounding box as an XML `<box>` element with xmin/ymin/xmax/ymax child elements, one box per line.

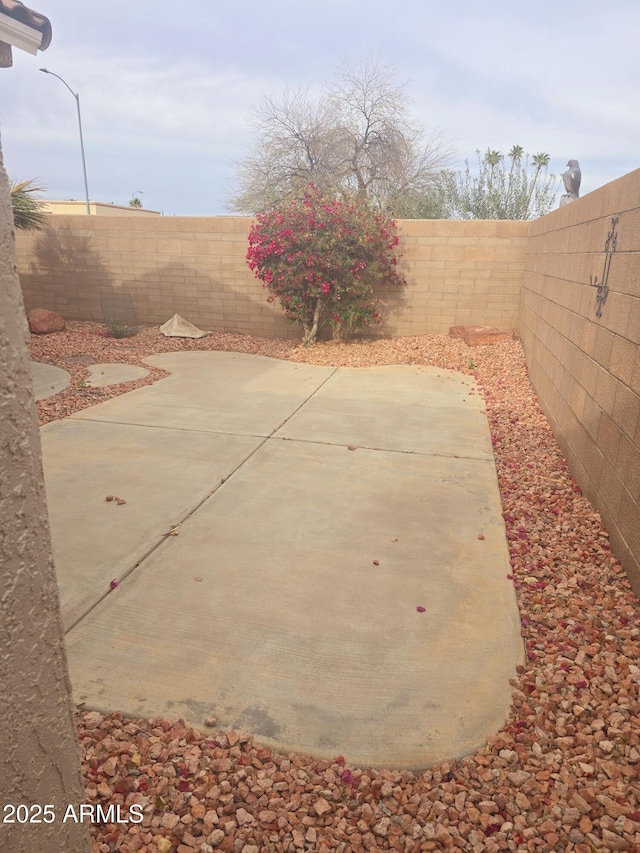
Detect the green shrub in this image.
<box><xmin>104</xmin><ymin>318</ymin><xmax>137</xmax><ymax>339</ymax></box>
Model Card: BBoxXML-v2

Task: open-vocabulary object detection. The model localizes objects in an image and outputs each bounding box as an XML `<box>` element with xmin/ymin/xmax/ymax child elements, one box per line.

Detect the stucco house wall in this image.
<box><xmin>0</xmin><ymin>14</ymin><xmax>90</xmax><ymax>847</ymax></box>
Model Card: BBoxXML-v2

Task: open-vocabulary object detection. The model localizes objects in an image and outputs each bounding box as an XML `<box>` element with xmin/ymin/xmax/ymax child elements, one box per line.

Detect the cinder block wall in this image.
<box><xmin>15</xmin><ymin>216</ymin><xmax>528</xmax><ymax>338</ymax></box>
<box><xmin>16</xmin><ymin>216</ymin><xmax>299</xmax><ymax>339</ymax></box>
<box><xmin>389</xmin><ymin>219</ymin><xmax>528</xmax><ymax>336</ymax></box>
<box><xmin>518</xmin><ymin>169</ymin><xmax>640</xmax><ymax>590</ymax></box>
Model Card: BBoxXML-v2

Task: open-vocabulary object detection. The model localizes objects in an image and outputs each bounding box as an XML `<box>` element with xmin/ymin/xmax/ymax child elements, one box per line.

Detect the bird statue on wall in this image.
<box><xmin>562</xmin><ymin>160</ymin><xmax>581</xmax><ymax>198</ymax></box>
<box><xmin>559</xmin><ymin>159</ymin><xmax>581</xmax><ymax>207</ymax></box>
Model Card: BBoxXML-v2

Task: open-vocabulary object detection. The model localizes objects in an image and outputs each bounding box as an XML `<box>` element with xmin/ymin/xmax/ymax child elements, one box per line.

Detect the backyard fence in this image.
<box><xmin>15</xmin><ymin>217</ymin><xmax>528</xmax><ymax>339</ymax></box>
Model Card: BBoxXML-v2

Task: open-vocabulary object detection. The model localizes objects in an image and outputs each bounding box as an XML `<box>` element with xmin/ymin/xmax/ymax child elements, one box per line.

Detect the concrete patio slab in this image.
<box><xmin>86</xmin><ymin>362</ymin><xmax>150</xmax><ymax>386</ymax></box>
<box><xmin>71</xmin><ymin>352</ymin><xmax>336</xmax><ymax>436</ymax></box>
<box><xmin>41</xmin><ymin>420</ymin><xmax>260</xmax><ymax>630</ymax></box>
<box><xmin>42</xmin><ymin>351</ymin><xmax>523</xmax><ymax>769</ymax></box>
<box><xmin>31</xmin><ymin>360</ymin><xmax>71</xmax><ymax>400</ymax></box>
<box><xmin>66</xmin><ymin>441</ymin><xmax>520</xmax><ymax>769</ymax></box>
<box><xmin>276</xmin><ymin>365</ymin><xmax>492</xmax><ymax>459</ymax></box>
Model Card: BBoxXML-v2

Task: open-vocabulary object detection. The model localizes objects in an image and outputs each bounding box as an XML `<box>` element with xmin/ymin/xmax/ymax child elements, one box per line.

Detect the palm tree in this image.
<box><xmin>484</xmin><ymin>149</ymin><xmax>503</xmax><ymax>165</ymax></box>
<box><xmin>524</xmin><ymin>152</ymin><xmax>551</xmax><ymax>217</ymax></box>
<box><xmin>128</xmin><ymin>196</ymin><xmax>143</xmax><ymax>208</ymax></box>
<box><xmin>532</xmin><ymin>152</ymin><xmax>550</xmax><ymax>169</ymax></box>
<box><xmin>10</xmin><ymin>179</ymin><xmax>48</xmax><ymax>230</ymax></box>
<box><xmin>484</xmin><ymin>149</ymin><xmax>503</xmax><ymax>183</ymax></box>
<box><xmin>506</xmin><ymin>145</ymin><xmax>524</xmax><ymax>215</ymax></box>
<box><xmin>477</xmin><ymin>149</ymin><xmax>503</xmax><ymax>218</ymax></box>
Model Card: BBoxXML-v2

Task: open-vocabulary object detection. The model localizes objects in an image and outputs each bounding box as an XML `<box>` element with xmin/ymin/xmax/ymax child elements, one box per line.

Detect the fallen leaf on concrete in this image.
<box><xmin>109</xmin><ymin>579</ymin><xmax>119</xmax><ymax>589</ymax></box>
<box><xmin>347</xmin><ymin>445</ymin><xmax>357</xmax><ymax>450</ymax></box>
<box><xmin>116</xmin><ymin>498</ymin><xmax>126</xmax><ymax>505</ymax></box>
<box><xmin>416</xmin><ymin>605</ymin><xmax>426</xmax><ymax>612</ymax></box>
<box><xmin>372</xmin><ymin>559</ymin><xmax>379</xmax><ymax>565</ymax></box>
<box><xmin>105</xmin><ymin>495</ymin><xmax>114</xmax><ymax>502</ymax></box>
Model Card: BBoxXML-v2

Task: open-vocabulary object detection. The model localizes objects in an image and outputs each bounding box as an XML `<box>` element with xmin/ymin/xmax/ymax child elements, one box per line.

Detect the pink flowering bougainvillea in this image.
<box><xmin>246</xmin><ymin>184</ymin><xmax>406</xmax><ymax>344</ymax></box>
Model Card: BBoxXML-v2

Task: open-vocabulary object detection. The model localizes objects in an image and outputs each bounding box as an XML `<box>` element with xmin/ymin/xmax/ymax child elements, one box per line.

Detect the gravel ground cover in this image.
<box><xmin>30</xmin><ymin>322</ymin><xmax>640</xmax><ymax>852</ymax></box>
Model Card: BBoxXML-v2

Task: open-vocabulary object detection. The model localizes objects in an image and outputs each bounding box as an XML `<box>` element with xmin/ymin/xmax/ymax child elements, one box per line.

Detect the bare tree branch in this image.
<box><xmin>226</xmin><ymin>61</ymin><xmax>453</xmax><ymax>215</ymax></box>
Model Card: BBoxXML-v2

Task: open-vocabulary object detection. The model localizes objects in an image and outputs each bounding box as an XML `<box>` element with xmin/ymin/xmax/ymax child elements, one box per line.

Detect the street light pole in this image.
<box><xmin>40</xmin><ymin>68</ymin><xmax>91</xmax><ymax>215</ymax></box>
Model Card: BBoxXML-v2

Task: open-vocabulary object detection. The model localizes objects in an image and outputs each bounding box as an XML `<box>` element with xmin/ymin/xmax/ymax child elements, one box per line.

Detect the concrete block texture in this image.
<box><xmin>16</xmin><ymin>216</ymin><xmax>528</xmax><ymax>339</ymax></box>
<box><xmin>518</xmin><ymin>168</ymin><xmax>640</xmax><ymax>592</ymax></box>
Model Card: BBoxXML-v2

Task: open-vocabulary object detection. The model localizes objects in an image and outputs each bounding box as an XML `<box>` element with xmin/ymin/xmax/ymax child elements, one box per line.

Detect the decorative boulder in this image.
<box><xmin>449</xmin><ymin>325</ymin><xmax>513</xmax><ymax>347</ymax></box>
<box><xmin>28</xmin><ymin>308</ymin><xmax>66</xmax><ymax>334</ymax></box>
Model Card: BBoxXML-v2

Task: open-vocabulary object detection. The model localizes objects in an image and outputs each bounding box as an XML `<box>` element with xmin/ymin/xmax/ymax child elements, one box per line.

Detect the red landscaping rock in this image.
<box><xmin>28</xmin><ymin>308</ymin><xmax>65</xmax><ymax>334</ymax></box>
<box><xmin>28</xmin><ymin>321</ymin><xmax>640</xmax><ymax>852</ymax></box>
<box><xmin>448</xmin><ymin>325</ymin><xmax>513</xmax><ymax>346</ymax></box>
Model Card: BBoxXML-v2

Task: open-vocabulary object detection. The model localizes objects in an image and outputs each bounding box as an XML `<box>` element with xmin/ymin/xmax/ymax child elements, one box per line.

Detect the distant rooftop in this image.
<box><xmin>43</xmin><ymin>200</ymin><xmax>162</xmax><ymax>217</ymax></box>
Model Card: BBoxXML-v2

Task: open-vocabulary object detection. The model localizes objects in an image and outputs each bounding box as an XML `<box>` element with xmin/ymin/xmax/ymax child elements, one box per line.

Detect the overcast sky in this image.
<box><xmin>1</xmin><ymin>0</ymin><xmax>638</xmax><ymax>216</ymax></box>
